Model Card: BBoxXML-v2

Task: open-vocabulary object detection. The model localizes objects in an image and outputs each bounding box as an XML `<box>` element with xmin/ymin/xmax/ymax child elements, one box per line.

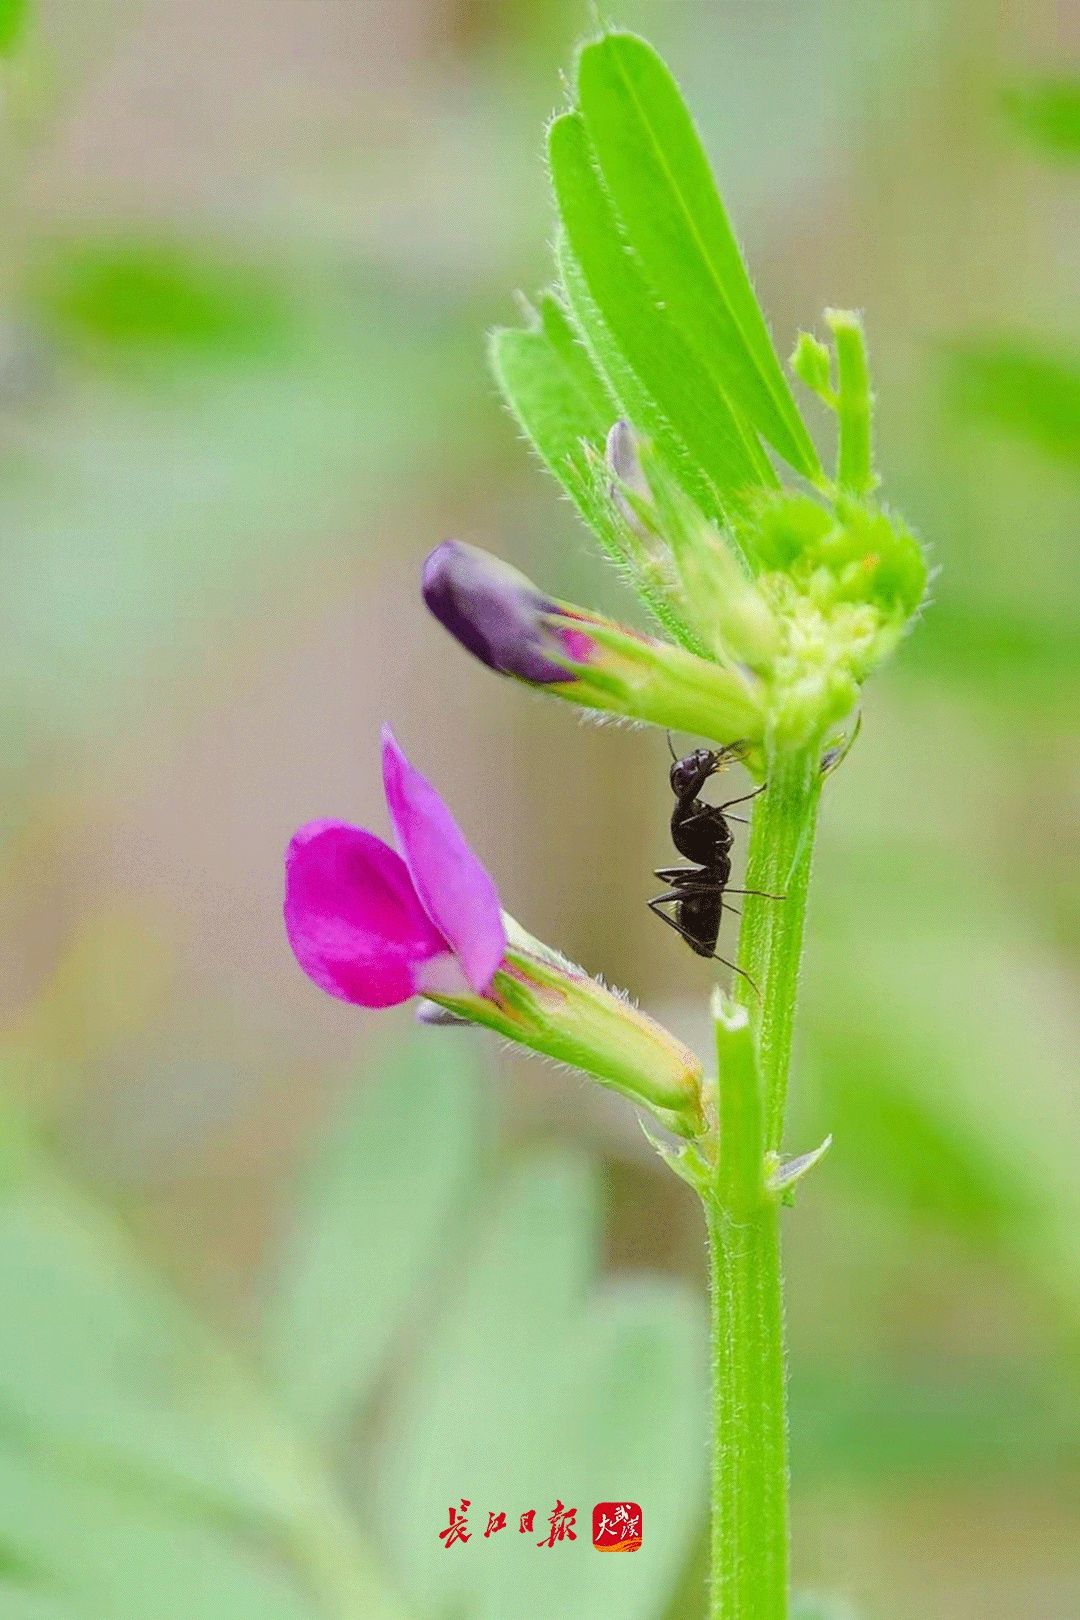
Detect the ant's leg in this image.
<box><xmin>707</xmin><ymin>952</ymin><xmax>759</xmax><ymax>997</ymax></box>
<box><xmin>716</xmin><ymin>783</ymin><xmax>767</xmax><ymax>813</ymax></box>
<box><xmin>725</xmin><ymin>887</ymin><xmax>786</xmax><ymax>901</ymax></box>
<box><xmin>654</xmin><ymin>864</ymin><xmax>698</xmax><ymax>880</ymax></box>
<box><xmin>648</xmin><ymin>897</ymin><xmax>759</xmax><ymax>996</ymax></box>
<box><xmin>650</xmin><ymin>883</ymin><xmax>719</xmax><ymax>901</ymax></box>
<box><xmin>647</xmin><ymin>896</ymin><xmax>706</xmax><ymax>949</ymax></box>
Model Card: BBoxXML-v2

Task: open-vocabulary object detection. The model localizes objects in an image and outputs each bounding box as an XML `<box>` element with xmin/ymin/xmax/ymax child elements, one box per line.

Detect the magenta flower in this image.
<box><xmin>284</xmin><ymin>727</ymin><xmax>505</xmax><ymax>1009</ymax></box>
<box><xmin>284</xmin><ymin>729</ymin><xmax>705</xmax><ymax>1135</ymax></box>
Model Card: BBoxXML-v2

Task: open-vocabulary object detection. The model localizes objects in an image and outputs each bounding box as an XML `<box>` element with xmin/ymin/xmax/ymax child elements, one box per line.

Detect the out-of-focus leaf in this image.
<box><xmin>0</xmin><ymin>239</ymin><xmax>476</xmax><ymax>780</ymax></box>
<box><xmin>375</xmin><ymin>1148</ymin><xmax>600</xmax><ymax>1618</ymax></box>
<box><xmin>0</xmin><ymin>0</ymin><xmax>28</xmax><ymax>56</ymax></box>
<box><xmin>28</xmin><ymin>239</ymin><xmax>294</xmax><ymax>359</ymax></box>
<box><xmin>263</xmin><ymin>1033</ymin><xmax>485</xmax><ymax>1437</ymax></box>
<box><xmin>910</xmin><ymin>601</ymin><xmax>1080</xmax><ymax>715</ymax></box>
<box><xmin>548</xmin><ymin>111</ymin><xmax>775</xmax><ymax>513</ymax></box>
<box><xmin>0</xmin><ymin>1445</ymin><xmax>319</xmax><ymax>1620</ymax></box>
<box><xmin>375</xmin><ymin>1149</ymin><xmax>706</xmax><ymax>1620</ymax></box>
<box><xmin>575</xmin><ymin>33</ymin><xmax>819</xmax><ymax>481</ymax></box>
<box><xmin>0</xmin><ymin>1120</ymin><xmax>410</xmax><ymax>1620</ymax></box>
<box><xmin>472</xmin><ymin>1280</ymin><xmax>706</xmax><ymax>1620</ymax></box>
<box><xmin>1003</xmin><ymin>77</ymin><xmax>1080</xmax><ymax>159</ymax></box>
<box><xmin>791</xmin><ymin>1361</ymin><xmax>1080</xmax><ymax>1481</ymax></box>
<box><xmin>0</xmin><ymin>1122</ymin><xmax>304</xmax><ymax>1526</ymax></box>
<box><xmin>0</xmin><ymin>1587</ymin><xmax>90</xmax><ymax>1620</ymax></box>
<box><xmin>804</xmin><ymin>927</ymin><xmax>1080</xmax><ymax>1325</ymax></box>
<box><xmin>946</xmin><ymin>340</ymin><xmax>1080</xmax><ymax>464</ymax></box>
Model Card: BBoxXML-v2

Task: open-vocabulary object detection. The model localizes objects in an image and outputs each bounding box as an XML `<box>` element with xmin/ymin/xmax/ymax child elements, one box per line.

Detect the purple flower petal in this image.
<box><xmin>284</xmin><ymin>820</ymin><xmax>450</xmax><ymax>1008</ymax></box>
<box><xmin>381</xmin><ymin>728</ymin><xmax>506</xmax><ymax>994</ymax></box>
<box><xmin>422</xmin><ymin>540</ymin><xmax>578</xmax><ymax>684</ymax></box>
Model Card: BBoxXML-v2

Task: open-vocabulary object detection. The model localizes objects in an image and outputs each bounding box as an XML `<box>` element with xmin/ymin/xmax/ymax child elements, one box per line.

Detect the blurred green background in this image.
<box><xmin>0</xmin><ymin>2</ymin><xmax>1076</xmax><ymax>1617</ymax></box>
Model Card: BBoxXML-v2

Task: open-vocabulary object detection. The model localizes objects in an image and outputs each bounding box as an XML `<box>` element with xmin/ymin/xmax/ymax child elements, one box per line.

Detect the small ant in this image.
<box><xmin>647</xmin><ymin>737</ymin><xmax>782</xmax><ymax>991</ymax></box>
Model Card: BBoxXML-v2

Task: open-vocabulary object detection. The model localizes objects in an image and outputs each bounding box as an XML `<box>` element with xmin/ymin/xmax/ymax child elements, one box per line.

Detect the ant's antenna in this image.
<box><xmin>666</xmin><ymin>730</ymin><xmax>678</xmax><ymax>763</ymax></box>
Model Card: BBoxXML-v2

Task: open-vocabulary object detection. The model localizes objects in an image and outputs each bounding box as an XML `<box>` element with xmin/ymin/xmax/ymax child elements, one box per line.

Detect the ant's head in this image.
<box><xmin>669</xmin><ymin>747</ymin><xmax>720</xmax><ymax>799</ymax></box>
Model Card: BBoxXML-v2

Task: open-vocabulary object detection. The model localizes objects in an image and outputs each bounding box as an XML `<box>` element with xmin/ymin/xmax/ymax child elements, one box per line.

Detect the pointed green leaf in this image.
<box><xmin>548</xmin><ymin>111</ymin><xmax>776</xmax><ymax>514</ymax></box>
<box><xmin>264</xmin><ymin>1032</ymin><xmax>484</xmax><ymax>1436</ymax></box>
<box><xmin>489</xmin><ymin>294</ymin><xmax>616</xmax><ymax>534</ymax></box>
<box><xmin>490</xmin><ymin>284</ymin><xmax>711</xmax><ymax>653</ymax></box>
<box><xmin>555</xmin><ymin>233</ymin><xmax>730</xmax><ymax>532</ymax></box>
<box><xmin>575</xmin><ymin>33</ymin><xmax>820</xmax><ymax>480</ymax></box>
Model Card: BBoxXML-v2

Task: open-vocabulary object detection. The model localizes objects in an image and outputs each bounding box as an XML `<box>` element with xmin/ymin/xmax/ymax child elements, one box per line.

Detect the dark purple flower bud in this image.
<box><xmin>422</xmin><ymin>540</ymin><xmax>584</xmax><ymax>684</ymax></box>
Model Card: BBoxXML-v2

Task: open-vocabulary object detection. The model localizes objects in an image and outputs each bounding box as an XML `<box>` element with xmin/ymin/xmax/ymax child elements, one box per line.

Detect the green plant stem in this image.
<box><xmin>705</xmin><ymin>1193</ymin><xmax>786</xmax><ymax>1620</ymax></box>
<box><xmin>704</xmin><ymin>742</ymin><xmax>822</xmax><ymax>1619</ymax></box>
<box><xmin>736</xmin><ymin>743</ymin><xmax>823</xmax><ymax>1152</ymax></box>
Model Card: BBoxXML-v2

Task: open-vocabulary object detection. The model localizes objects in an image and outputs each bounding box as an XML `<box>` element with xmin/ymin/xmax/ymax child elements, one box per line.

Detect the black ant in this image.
<box><xmin>647</xmin><ymin>737</ymin><xmax>782</xmax><ymax>991</ymax></box>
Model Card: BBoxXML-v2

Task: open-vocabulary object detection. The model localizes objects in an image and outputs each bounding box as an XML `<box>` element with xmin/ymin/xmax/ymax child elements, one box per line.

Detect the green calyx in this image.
<box><xmin>742</xmin><ymin>488</ymin><xmax>928</xmax><ymax>746</ymax></box>
<box><xmin>606</xmin><ymin>423</ymin><xmax>927</xmax><ymax>754</ymax></box>
<box><xmin>428</xmin><ymin>918</ymin><xmax>707</xmax><ymax>1138</ymax></box>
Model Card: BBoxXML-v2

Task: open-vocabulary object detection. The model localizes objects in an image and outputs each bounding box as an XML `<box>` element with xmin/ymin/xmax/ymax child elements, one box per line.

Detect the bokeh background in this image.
<box><xmin>1</xmin><ymin>2</ymin><xmax>1077</xmax><ymax>1617</ymax></box>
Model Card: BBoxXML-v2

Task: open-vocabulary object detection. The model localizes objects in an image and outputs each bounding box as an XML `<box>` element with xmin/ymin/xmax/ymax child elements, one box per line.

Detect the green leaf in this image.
<box><xmin>548</xmin><ymin>110</ymin><xmax>776</xmax><ymax>515</ymax></box>
<box><xmin>489</xmin><ymin>294</ymin><xmax>618</xmax><ymax>536</ymax></box>
<box><xmin>805</xmin><ymin>925</ymin><xmax>1080</xmax><ymax>1327</ymax></box>
<box><xmin>574</xmin><ymin>33</ymin><xmax>820</xmax><ymax>481</ymax></box>
<box><xmin>946</xmin><ymin>339</ymin><xmax>1080</xmax><ymax>464</ymax></box>
<box><xmin>490</xmin><ymin>283</ymin><xmax>713</xmax><ymax>654</ymax></box>
<box><xmin>263</xmin><ymin>1032</ymin><xmax>484</xmax><ymax>1437</ymax></box>
<box><xmin>1003</xmin><ymin>76</ymin><xmax>1080</xmax><ymax>159</ymax></box>
<box><xmin>555</xmin><ymin>233</ymin><xmax>730</xmax><ymax>533</ymax></box>
<box><xmin>0</xmin><ymin>1128</ymin><xmax>409</xmax><ymax>1620</ymax></box>
<box><xmin>0</xmin><ymin>0</ymin><xmax>28</xmax><ymax>56</ymax></box>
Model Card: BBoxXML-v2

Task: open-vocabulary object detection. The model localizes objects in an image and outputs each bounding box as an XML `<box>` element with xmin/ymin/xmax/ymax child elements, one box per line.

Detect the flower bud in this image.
<box><xmin>423</xmin><ymin>540</ymin><xmax>766</xmax><ymax>749</ymax></box>
<box><xmin>422</xmin><ymin>540</ymin><xmax>582</xmax><ymax>684</ymax></box>
<box><xmin>605</xmin><ymin>418</ymin><xmax>653</xmax><ymax>535</ymax></box>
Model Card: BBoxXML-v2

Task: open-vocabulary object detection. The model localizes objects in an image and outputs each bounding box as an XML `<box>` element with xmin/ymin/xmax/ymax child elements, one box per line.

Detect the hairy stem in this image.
<box><xmin>736</xmin><ymin>743</ymin><xmax>823</xmax><ymax>1152</ymax></box>
<box><xmin>706</xmin><ymin>1194</ymin><xmax>787</xmax><ymax>1620</ymax></box>
<box><xmin>704</xmin><ymin>741</ymin><xmax>822</xmax><ymax>1619</ymax></box>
